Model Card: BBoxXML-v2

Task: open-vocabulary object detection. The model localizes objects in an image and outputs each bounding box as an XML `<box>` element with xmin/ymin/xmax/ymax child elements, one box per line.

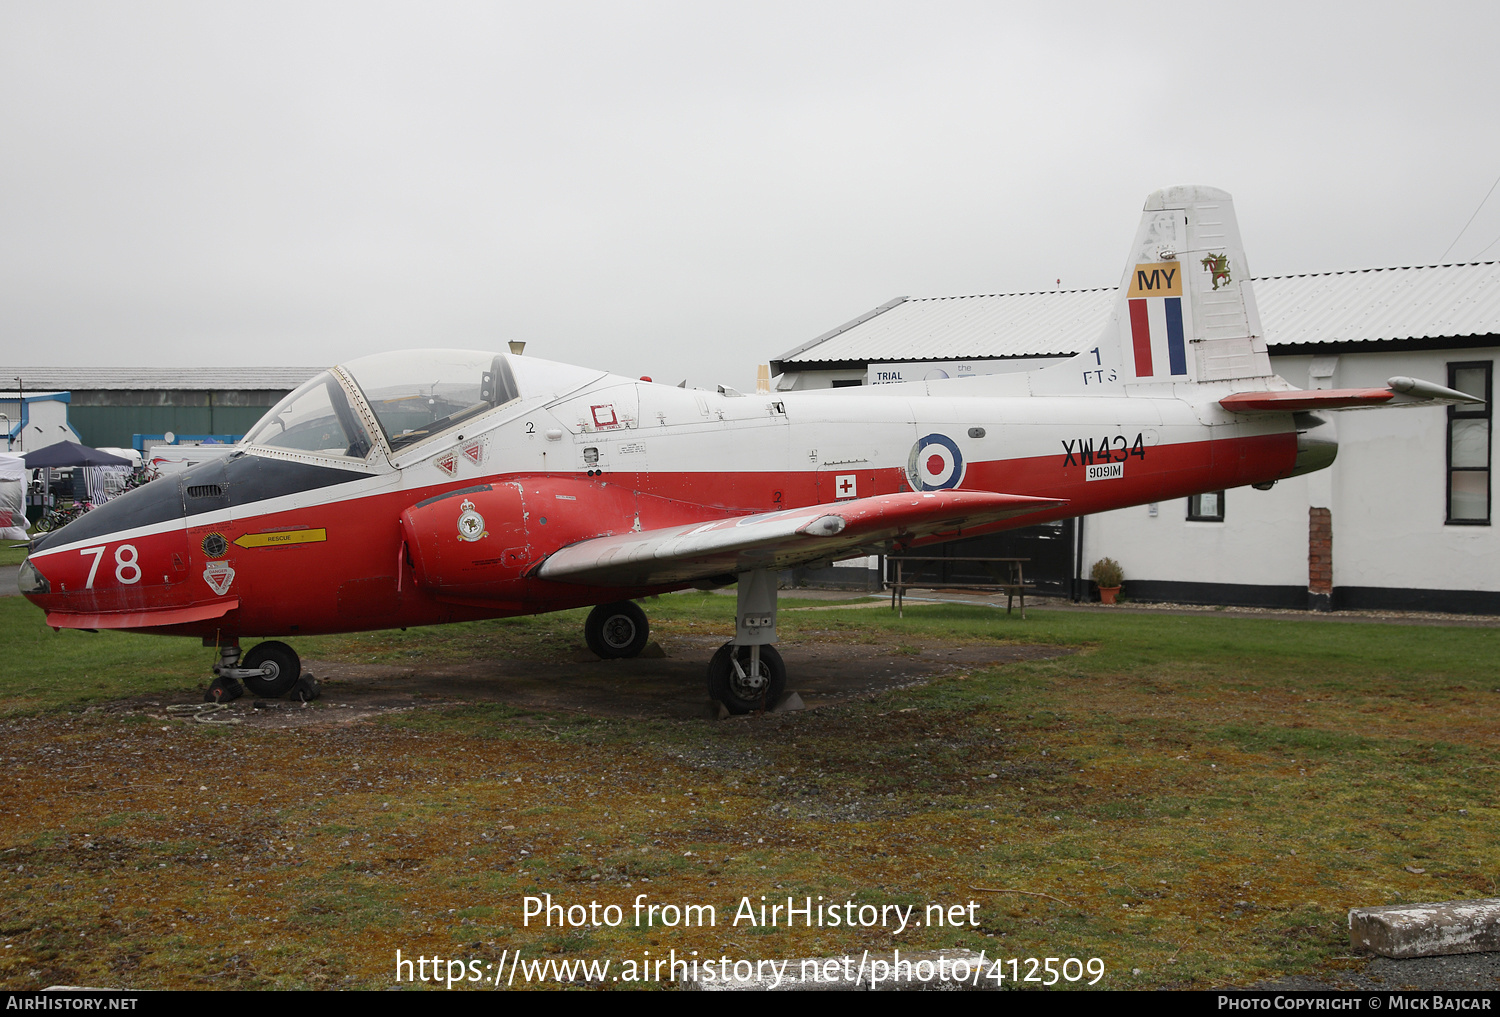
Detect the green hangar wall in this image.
<box><xmin>65</xmin><ymin>391</ymin><xmax>285</xmax><ymax>449</ymax></box>
<box><xmin>11</xmin><ymin>368</ymin><xmax>319</xmax><ymax>450</ymax></box>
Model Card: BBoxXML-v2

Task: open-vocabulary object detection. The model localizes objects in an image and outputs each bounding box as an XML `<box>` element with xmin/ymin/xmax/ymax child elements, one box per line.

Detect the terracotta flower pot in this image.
<box><xmin>1098</xmin><ymin>585</ymin><xmax>1121</xmax><ymax>605</ymax></box>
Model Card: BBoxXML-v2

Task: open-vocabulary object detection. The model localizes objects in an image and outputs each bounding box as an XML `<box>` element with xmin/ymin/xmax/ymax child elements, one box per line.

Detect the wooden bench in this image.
<box><xmin>885</xmin><ymin>556</ymin><xmax>1032</xmax><ymax>619</ymax></box>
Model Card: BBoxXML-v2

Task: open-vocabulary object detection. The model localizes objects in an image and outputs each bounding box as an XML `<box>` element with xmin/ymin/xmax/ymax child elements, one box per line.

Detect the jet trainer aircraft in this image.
<box><xmin>18</xmin><ymin>186</ymin><xmax>1479</xmax><ymax>712</ymax></box>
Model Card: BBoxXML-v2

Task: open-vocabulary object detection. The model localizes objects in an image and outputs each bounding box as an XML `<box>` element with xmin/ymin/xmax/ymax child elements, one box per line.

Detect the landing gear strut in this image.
<box><xmin>584</xmin><ymin>601</ymin><xmax>650</xmax><ymax>659</ymax></box>
<box><xmin>206</xmin><ymin>643</ymin><xmax>246</xmax><ymax>703</ymax></box>
<box><xmin>708</xmin><ymin>568</ymin><xmax>785</xmax><ymax>714</ymax></box>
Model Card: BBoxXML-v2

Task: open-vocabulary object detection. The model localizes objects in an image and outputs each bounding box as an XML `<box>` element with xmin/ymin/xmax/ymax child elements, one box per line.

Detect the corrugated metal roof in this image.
<box><xmin>1255</xmin><ymin>263</ymin><xmax>1500</xmax><ymax>345</ymax></box>
<box><xmin>6</xmin><ymin>367</ymin><xmax>320</xmax><ymax>391</ymax></box>
<box><xmin>777</xmin><ymin>262</ymin><xmax>1500</xmax><ymax>365</ymax></box>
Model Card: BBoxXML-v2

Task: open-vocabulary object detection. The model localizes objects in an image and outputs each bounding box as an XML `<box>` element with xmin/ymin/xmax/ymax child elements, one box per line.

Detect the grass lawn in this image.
<box><xmin>0</xmin><ymin>593</ymin><xmax>1496</xmax><ymax>990</ymax></box>
<box><xmin>1</xmin><ymin>544</ymin><xmax>30</xmax><ymax>566</ymax></box>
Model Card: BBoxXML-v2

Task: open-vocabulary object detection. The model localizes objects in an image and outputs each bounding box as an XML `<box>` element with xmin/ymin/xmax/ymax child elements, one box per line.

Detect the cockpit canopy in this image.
<box><xmin>242</xmin><ymin>371</ymin><xmax>372</xmax><ymax>458</ymax></box>
<box><xmin>343</xmin><ymin>350</ymin><xmax>520</xmax><ymax>451</ymax></box>
<box><xmin>243</xmin><ymin>350</ymin><xmax>522</xmax><ymax>460</ymax></box>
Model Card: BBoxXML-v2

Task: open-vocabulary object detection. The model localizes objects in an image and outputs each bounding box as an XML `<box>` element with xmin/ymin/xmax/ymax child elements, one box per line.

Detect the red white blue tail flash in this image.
<box><xmin>1125</xmin><ymin>262</ymin><xmax>1188</xmax><ymax>379</ymax></box>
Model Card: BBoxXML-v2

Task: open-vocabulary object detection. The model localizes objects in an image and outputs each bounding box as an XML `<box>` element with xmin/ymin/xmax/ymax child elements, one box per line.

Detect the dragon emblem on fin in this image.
<box><xmin>1201</xmin><ymin>253</ymin><xmax>1231</xmax><ymax>290</ymax></box>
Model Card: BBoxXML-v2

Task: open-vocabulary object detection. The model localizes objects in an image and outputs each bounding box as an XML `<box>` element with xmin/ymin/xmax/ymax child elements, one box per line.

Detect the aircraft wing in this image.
<box><xmin>533</xmin><ymin>490</ymin><xmax>1064</xmax><ymax>587</ymax></box>
<box><xmin>1220</xmin><ymin>376</ymin><xmax>1483</xmax><ymax>412</ymax></box>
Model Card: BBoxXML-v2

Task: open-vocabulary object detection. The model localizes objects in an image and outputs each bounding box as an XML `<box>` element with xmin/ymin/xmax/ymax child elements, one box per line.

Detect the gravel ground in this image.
<box><xmin>1244</xmin><ymin>951</ymin><xmax>1500</xmax><ymax>991</ymax></box>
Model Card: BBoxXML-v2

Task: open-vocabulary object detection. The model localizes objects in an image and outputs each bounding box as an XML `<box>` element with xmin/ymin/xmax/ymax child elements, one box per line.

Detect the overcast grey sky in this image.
<box><xmin>4</xmin><ymin>1</ymin><xmax>1499</xmax><ymax>388</ymax></box>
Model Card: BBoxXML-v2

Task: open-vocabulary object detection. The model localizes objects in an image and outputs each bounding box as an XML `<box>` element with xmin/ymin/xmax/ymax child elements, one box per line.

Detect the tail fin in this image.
<box><xmin>1036</xmin><ymin>185</ymin><xmax>1272</xmax><ymax>394</ymax></box>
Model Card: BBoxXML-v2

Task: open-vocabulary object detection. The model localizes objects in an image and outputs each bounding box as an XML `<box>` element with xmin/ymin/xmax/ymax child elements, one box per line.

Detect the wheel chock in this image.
<box><xmin>288</xmin><ymin>673</ymin><xmax>321</xmax><ymax>702</ymax></box>
<box><xmin>205</xmin><ymin>676</ymin><xmax>245</xmax><ymax>703</ymax></box>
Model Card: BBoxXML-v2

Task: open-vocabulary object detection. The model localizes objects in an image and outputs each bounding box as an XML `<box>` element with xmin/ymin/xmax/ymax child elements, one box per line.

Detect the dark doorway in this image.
<box><xmin>888</xmin><ymin>519</ymin><xmax>1077</xmax><ymax>596</ymax></box>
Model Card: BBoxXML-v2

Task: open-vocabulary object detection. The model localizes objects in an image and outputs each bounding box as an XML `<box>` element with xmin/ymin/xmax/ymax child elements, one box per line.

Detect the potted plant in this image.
<box><xmin>1091</xmin><ymin>557</ymin><xmax>1124</xmax><ymax>605</ymax></box>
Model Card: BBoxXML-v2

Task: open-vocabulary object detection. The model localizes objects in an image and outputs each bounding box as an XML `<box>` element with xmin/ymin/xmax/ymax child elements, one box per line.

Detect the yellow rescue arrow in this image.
<box><xmin>232</xmin><ymin>528</ymin><xmax>327</xmax><ymax>549</ymax></box>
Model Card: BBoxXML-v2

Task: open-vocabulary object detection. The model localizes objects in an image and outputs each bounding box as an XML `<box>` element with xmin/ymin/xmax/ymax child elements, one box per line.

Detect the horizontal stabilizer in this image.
<box><xmin>535</xmin><ymin>490</ymin><xmax>1064</xmax><ymax>587</ymax></box>
<box><xmin>1220</xmin><ymin>388</ymin><xmax>1394</xmax><ymax>411</ymax></box>
<box><xmin>1221</xmin><ymin>377</ymin><xmax>1483</xmax><ymax>413</ymax></box>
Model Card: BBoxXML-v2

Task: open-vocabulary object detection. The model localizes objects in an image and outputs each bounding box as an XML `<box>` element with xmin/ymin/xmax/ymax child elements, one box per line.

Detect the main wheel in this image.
<box><xmin>241</xmin><ymin>640</ymin><xmax>301</xmax><ymax>698</ymax></box>
<box><xmin>707</xmin><ymin>642</ymin><xmax>786</xmax><ymax>715</ymax></box>
<box><xmin>584</xmin><ymin>601</ymin><xmax>650</xmax><ymax>659</ymax></box>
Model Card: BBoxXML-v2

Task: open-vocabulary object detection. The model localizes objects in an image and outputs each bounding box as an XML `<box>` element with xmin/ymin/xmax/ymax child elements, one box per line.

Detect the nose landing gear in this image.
<box><xmin>205</xmin><ymin>640</ymin><xmax>303</xmax><ymax>701</ymax></box>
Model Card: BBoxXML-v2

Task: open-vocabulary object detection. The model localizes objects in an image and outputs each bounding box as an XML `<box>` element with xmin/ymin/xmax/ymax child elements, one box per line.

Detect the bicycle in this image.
<box><xmin>34</xmin><ymin>500</ymin><xmax>92</xmax><ymax>533</ymax></box>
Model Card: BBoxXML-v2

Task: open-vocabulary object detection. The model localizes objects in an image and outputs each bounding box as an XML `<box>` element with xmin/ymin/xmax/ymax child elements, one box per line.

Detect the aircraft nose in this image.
<box><xmin>18</xmin><ymin>468</ymin><xmax>193</xmax><ymax>619</ymax></box>
<box><xmin>17</xmin><ymin>555</ymin><xmax>49</xmax><ymax>597</ymax></box>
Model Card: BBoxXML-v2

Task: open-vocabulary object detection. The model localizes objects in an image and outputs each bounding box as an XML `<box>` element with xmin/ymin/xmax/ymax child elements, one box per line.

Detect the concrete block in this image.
<box><xmin>1349</xmin><ymin>897</ymin><xmax>1500</xmax><ymax>958</ymax></box>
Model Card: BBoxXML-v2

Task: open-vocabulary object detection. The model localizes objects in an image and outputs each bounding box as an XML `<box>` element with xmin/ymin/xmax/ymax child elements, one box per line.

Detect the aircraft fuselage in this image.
<box><xmin>19</xmin><ymin>377</ymin><xmax>1302</xmax><ymax>639</ymax></box>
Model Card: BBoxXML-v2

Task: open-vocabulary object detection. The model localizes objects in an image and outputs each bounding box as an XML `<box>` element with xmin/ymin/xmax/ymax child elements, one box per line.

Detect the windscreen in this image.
<box><xmin>342</xmin><ymin>350</ymin><xmax>521</xmax><ymax>451</ymax></box>
<box><xmin>242</xmin><ymin>372</ymin><xmax>373</xmax><ymax>459</ymax></box>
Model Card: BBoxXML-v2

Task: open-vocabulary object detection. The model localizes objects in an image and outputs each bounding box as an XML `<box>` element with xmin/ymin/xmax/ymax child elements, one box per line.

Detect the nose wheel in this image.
<box><xmin>584</xmin><ymin>601</ymin><xmax>650</xmax><ymax>659</ymax></box>
<box><xmin>240</xmin><ymin>641</ymin><xmax>302</xmax><ymax>698</ymax></box>
<box><xmin>207</xmin><ymin>640</ymin><xmax>303</xmax><ymax>700</ymax></box>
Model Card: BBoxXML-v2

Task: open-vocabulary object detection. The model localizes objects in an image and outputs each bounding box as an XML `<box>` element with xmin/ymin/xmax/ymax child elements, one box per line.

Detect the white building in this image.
<box><xmin>0</xmin><ymin>391</ymin><xmax>81</xmax><ymax>452</ymax></box>
<box><xmin>771</xmin><ymin>263</ymin><xmax>1498</xmax><ymax>613</ymax></box>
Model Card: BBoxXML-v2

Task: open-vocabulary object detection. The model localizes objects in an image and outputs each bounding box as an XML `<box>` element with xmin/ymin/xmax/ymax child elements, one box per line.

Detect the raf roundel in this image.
<box><xmin>906</xmin><ymin>433</ymin><xmax>965</xmax><ymax>491</ymax></box>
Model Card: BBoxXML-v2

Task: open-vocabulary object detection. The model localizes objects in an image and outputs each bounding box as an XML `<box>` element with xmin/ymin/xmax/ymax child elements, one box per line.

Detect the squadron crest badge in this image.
<box><xmin>457</xmin><ymin>498</ymin><xmax>488</xmax><ymax>542</ymax></box>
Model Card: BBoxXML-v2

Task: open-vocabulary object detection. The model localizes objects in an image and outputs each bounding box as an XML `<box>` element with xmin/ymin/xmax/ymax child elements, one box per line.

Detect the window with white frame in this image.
<box><xmin>1447</xmin><ymin>361</ymin><xmax>1492</xmax><ymax>525</ymax></box>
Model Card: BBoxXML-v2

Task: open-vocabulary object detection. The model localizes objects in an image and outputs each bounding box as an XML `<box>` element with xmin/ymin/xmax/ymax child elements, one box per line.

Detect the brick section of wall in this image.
<box><xmin>1309</xmin><ymin>507</ymin><xmax>1333</xmax><ymax>594</ymax></box>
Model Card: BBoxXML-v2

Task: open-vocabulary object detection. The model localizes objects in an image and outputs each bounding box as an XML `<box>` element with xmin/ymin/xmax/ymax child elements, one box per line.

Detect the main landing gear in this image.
<box><xmin>708</xmin><ymin>568</ymin><xmax>786</xmax><ymax>715</ymax></box>
<box><xmin>205</xmin><ymin>640</ymin><xmax>315</xmax><ymax>702</ymax></box>
<box><xmin>584</xmin><ymin>601</ymin><xmax>651</xmax><ymax>659</ymax></box>
<box><xmin>582</xmin><ymin>571</ymin><xmax>788</xmax><ymax>715</ymax></box>
<box><xmin>707</xmin><ymin>642</ymin><xmax>786</xmax><ymax>715</ymax></box>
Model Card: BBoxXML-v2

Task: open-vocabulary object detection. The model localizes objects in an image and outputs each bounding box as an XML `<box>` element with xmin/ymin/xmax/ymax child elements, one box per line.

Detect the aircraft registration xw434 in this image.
<box><xmin>18</xmin><ymin>186</ymin><xmax>1478</xmax><ymax>712</ymax></box>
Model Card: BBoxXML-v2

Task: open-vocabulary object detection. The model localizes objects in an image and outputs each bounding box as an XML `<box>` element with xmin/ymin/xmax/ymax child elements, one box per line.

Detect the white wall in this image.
<box><xmin>1325</xmin><ymin>349</ymin><xmax>1497</xmax><ymax>593</ymax></box>
<box><xmin>1083</xmin><ymin>478</ymin><xmax>1311</xmax><ymax>590</ymax></box>
<box><xmin>774</xmin><ymin>369</ymin><xmax>870</xmax><ymax>391</ymax></box>
<box><xmin>8</xmin><ymin>395</ymin><xmax>80</xmax><ymax>452</ymax></box>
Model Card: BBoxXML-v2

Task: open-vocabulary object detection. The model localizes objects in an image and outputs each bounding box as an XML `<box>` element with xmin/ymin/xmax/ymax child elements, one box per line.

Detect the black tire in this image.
<box><xmin>707</xmin><ymin>642</ymin><xmax>786</xmax><ymax>715</ymax></box>
<box><xmin>241</xmin><ymin>640</ymin><xmax>301</xmax><ymax>698</ymax></box>
<box><xmin>584</xmin><ymin>601</ymin><xmax>650</xmax><ymax>659</ymax></box>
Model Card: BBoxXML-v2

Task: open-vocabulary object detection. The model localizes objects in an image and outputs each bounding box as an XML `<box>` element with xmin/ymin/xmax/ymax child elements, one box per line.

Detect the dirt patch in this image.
<box><xmin>98</xmin><ymin>638</ymin><xmax>1071</xmax><ymax>728</ymax></box>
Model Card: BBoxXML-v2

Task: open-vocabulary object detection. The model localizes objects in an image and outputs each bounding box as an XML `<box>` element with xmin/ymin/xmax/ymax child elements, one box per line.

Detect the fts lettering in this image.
<box><xmin>1082</xmin><ymin>347</ymin><xmax>1118</xmax><ymax>386</ymax></box>
<box><xmin>1061</xmin><ymin>433</ymin><xmax>1146</xmax><ymax>467</ymax></box>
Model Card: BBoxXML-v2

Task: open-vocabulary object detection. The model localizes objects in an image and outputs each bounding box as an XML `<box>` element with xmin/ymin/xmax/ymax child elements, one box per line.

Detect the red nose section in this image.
<box><xmin>22</xmin><ymin>527</ymin><xmax>237</xmax><ymax>632</ymax></box>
